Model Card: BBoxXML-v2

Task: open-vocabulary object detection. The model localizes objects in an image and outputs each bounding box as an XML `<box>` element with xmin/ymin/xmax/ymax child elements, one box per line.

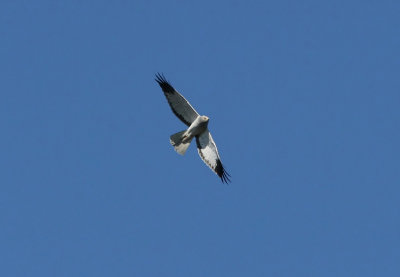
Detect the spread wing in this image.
<box><xmin>155</xmin><ymin>73</ymin><xmax>200</xmax><ymax>126</ymax></box>
<box><xmin>196</xmin><ymin>130</ymin><xmax>231</xmax><ymax>184</ymax></box>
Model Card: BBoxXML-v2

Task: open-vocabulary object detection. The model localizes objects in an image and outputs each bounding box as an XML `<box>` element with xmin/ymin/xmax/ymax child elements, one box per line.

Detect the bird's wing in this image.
<box><xmin>196</xmin><ymin>130</ymin><xmax>230</xmax><ymax>183</ymax></box>
<box><xmin>155</xmin><ymin>73</ymin><xmax>200</xmax><ymax>126</ymax></box>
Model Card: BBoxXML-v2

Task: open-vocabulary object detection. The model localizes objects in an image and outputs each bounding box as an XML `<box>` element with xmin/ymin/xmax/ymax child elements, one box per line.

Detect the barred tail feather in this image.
<box><xmin>170</xmin><ymin>130</ymin><xmax>192</xmax><ymax>155</ymax></box>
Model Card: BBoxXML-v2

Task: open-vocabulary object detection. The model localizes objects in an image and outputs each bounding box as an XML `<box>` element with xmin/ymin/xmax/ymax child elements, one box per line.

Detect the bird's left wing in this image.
<box><xmin>155</xmin><ymin>73</ymin><xmax>199</xmax><ymax>126</ymax></box>
<box><xmin>196</xmin><ymin>130</ymin><xmax>230</xmax><ymax>183</ymax></box>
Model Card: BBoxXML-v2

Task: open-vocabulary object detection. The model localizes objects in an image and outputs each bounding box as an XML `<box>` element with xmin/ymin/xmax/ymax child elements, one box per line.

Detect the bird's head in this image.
<box><xmin>201</xmin><ymin>115</ymin><xmax>209</xmax><ymax>122</ymax></box>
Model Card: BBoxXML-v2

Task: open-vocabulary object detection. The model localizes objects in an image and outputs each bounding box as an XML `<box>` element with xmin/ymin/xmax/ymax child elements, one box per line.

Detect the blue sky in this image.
<box><xmin>1</xmin><ymin>0</ymin><xmax>399</xmax><ymax>276</ymax></box>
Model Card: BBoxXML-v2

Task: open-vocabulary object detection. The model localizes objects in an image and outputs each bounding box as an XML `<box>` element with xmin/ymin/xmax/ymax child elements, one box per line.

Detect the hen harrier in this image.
<box><xmin>155</xmin><ymin>73</ymin><xmax>230</xmax><ymax>183</ymax></box>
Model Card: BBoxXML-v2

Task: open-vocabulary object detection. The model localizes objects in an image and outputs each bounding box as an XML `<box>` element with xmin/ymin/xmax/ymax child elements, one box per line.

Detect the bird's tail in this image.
<box><xmin>170</xmin><ymin>130</ymin><xmax>193</xmax><ymax>155</ymax></box>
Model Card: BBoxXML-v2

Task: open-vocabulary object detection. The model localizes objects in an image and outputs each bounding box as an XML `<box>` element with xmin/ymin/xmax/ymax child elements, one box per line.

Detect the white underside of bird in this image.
<box><xmin>169</xmin><ymin>115</ymin><xmax>209</xmax><ymax>155</ymax></box>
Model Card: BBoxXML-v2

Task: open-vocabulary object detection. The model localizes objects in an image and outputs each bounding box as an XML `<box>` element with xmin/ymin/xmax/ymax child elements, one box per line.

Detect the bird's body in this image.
<box><xmin>169</xmin><ymin>115</ymin><xmax>209</xmax><ymax>155</ymax></box>
<box><xmin>182</xmin><ymin>115</ymin><xmax>209</xmax><ymax>143</ymax></box>
<box><xmin>155</xmin><ymin>73</ymin><xmax>230</xmax><ymax>183</ymax></box>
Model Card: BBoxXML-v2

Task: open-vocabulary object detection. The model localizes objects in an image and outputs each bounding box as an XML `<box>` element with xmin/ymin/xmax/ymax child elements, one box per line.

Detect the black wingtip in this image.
<box><xmin>221</xmin><ymin>170</ymin><xmax>231</xmax><ymax>184</ymax></box>
<box><xmin>155</xmin><ymin>72</ymin><xmax>166</xmax><ymax>84</ymax></box>
<box><xmin>216</xmin><ymin>160</ymin><xmax>231</xmax><ymax>184</ymax></box>
<box><xmin>155</xmin><ymin>73</ymin><xmax>175</xmax><ymax>93</ymax></box>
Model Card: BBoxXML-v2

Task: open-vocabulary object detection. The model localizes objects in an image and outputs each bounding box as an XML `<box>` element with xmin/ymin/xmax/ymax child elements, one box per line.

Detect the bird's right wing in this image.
<box><xmin>155</xmin><ymin>73</ymin><xmax>200</xmax><ymax>126</ymax></box>
<box><xmin>196</xmin><ymin>130</ymin><xmax>231</xmax><ymax>184</ymax></box>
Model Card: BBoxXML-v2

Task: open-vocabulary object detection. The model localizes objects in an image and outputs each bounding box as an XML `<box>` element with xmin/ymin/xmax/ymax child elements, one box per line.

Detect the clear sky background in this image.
<box><xmin>1</xmin><ymin>1</ymin><xmax>399</xmax><ymax>276</ymax></box>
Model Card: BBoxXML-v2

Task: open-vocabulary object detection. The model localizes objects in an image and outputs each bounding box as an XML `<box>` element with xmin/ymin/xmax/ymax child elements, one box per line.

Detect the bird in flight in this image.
<box><xmin>155</xmin><ymin>73</ymin><xmax>231</xmax><ymax>183</ymax></box>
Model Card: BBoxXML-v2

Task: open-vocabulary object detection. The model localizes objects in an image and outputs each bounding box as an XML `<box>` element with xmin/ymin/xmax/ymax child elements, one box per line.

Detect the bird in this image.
<box><xmin>155</xmin><ymin>73</ymin><xmax>231</xmax><ymax>183</ymax></box>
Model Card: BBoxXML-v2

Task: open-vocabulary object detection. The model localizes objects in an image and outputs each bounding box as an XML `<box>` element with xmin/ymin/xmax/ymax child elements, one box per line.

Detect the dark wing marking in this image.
<box><xmin>196</xmin><ymin>130</ymin><xmax>231</xmax><ymax>184</ymax></box>
<box><xmin>155</xmin><ymin>73</ymin><xmax>199</xmax><ymax>126</ymax></box>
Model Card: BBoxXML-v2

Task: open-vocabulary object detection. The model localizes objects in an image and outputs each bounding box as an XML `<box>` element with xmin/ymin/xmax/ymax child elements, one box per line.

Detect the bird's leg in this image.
<box><xmin>181</xmin><ymin>132</ymin><xmax>191</xmax><ymax>143</ymax></box>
